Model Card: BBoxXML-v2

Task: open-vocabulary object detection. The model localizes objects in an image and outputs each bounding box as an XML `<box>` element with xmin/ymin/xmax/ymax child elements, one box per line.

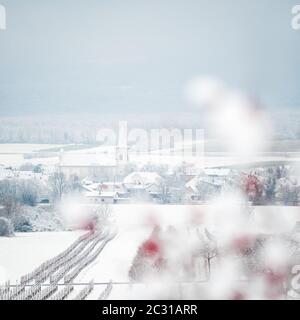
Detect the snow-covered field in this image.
<box><xmin>2</xmin><ymin>143</ymin><xmax>300</xmax><ymax>168</ymax></box>
<box><xmin>0</xmin><ymin>144</ymin><xmax>66</xmax><ymax>166</ymax></box>
<box><xmin>1</xmin><ymin>205</ymin><xmax>300</xmax><ymax>299</ymax></box>
<box><xmin>0</xmin><ymin>144</ymin><xmax>65</xmax><ymax>154</ymax></box>
<box><xmin>0</xmin><ymin>231</ymin><xmax>84</xmax><ymax>282</ymax></box>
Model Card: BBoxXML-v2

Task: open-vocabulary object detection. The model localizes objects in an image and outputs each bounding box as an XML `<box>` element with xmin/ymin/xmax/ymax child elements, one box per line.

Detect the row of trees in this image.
<box><xmin>242</xmin><ymin>166</ymin><xmax>300</xmax><ymax>205</ymax></box>
<box><xmin>49</xmin><ymin>172</ymin><xmax>82</xmax><ymax>200</ymax></box>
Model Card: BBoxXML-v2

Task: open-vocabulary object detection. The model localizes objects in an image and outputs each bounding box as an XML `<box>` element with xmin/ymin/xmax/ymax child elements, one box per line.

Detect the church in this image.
<box><xmin>57</xmin><ymin>146</ymin><xmax>128</xmax><ymax>179</ymax></box>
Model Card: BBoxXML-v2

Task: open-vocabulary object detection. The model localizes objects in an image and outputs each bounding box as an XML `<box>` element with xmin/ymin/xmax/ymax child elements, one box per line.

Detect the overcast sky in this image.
<box><xmin>0</xmin><ymin>0</ymin><xmax>299</xmax><ymax>116</ymax></box>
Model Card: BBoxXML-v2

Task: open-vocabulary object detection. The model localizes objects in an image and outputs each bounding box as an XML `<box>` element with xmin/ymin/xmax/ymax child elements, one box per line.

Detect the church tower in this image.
<box><xmin>116</xmin><ymin>145</ymin><xmax>128</xmax><ymax>165</ymax></box>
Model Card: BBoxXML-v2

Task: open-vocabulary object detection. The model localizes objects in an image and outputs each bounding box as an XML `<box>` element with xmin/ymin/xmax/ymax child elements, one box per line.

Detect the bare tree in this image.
<box><xmin>197</xmin><ymin>228</ymin><xmax>218</xmax><ymax>280</ymax></box>
<box><xmin>276</xmin><ymin>178</ymin><xmax>300</xmax><ymax>206</ymax></box>
<box><xmin>49</xmin><ymin>171</ymin><xmax>67</xmax><ymax>200</ymax></box>
<box><xmin>67</xmin><ymin>174</ymin><xmax>82</xmax><ymax>193</ymax></box>
<box><xmin>0</xmin><ymin>179</ymin><xmax>19</xmax><ymax>220</ymax></box>
<box><xmin>0</xmin><ymin>217</ymin><xmax>14</xmax><ymax>237</ymax></box>
<box><xmin>19</xmin><ymin>180</ymin><xmax>39</xmax><ymax>206</ymax></box>
<box><xmin>92</xmin><ymin>204</ymin><xmax>113</xmax><ymax>228</ymax></box>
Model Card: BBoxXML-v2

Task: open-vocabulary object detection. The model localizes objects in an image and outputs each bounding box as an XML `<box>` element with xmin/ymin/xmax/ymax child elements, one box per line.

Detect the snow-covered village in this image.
<box><xmin>1</xmin><ymin>139</ymin><xmax>300</xmax><ymax>300</ymax></box>
<box><xmin>1</xmin><ymin>0</ymin><xmax>300</xmax><ymax>304</ymax></box>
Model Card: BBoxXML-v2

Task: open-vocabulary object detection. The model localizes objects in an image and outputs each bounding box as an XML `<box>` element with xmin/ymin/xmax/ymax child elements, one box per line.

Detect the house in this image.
<box><xmin>82</xmin><ymin>181</ymin><xmax>129</xmax><ymax>204</ymax></box>
<box><xmin>83</xmin><ymin>190</ymin><xmax>118</xmax><ymax>204</ymax></box>
<box><xmin>58</xmin><ymin>155</ymin><xmax>117</xmax><ymax>179</ymax></box>
<box><xmin>58</xmin><ymin>147</ymin><xmax>128</xmax><ymax>179</ymax></box>
<box><xmin>123</xmin><ymin>172</ymin><xmax>164</xmax><ymax>202</ymax></box>
<box><xmin>203</xmin><ymin>168</ymin><xmax>232</xmax><ymax>177</ymax></box>
<box><xmin>124</xmin><ymin>172</ymin><xmax>163</xmax><ymax>188</ymax></box>
<box><xmin>100</xmin><ymin>182</ymin><xmax>130</xmax><ymax>202</ymax></box>
<box><xmin>99</xmin><ymin>182</ymin><xmax>127</xmax><ymax>194</ymax></box>
<box><xmin>183</xmin><ymin>165</ymin><xmax>205</xmax><ymax>181</ymax></box>
<box><xmin>0</xmin><ymin>166</ymin><xmax>14</xmax><ymax>180</ymax></box>
<box><xmin>184</xmin><ymin>168</ymin><xmax>233</xmax><ymax>202</ymax></box>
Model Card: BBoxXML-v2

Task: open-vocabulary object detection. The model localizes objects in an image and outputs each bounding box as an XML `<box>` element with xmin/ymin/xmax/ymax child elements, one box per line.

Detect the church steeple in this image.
<box><xmin>116</xmin><ymin>145</ymin><xmax>128</xmax><ymax>165</ymax></box>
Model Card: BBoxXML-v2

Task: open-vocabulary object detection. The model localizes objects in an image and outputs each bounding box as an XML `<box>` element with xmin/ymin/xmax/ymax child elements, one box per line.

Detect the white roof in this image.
<box><xmin>203</xmin><ymin>168</ymin><xmax>231</xmax><ymax>177</ymax></box>
<box><xmin>82</xmin><ymin>185</ymin><xmax>96</xmax><ymax>193</ymax></box>
<box><xmin>101</xmin><ymin>182</ymin><xmax>123</xmax><ymax>186</ymax></box>
<box><xmin>123</xmin><ymin>172</ymin><xmax>163</xmax><ymax>186</ymax></box>
<box><xmin>81</xmin><ymin>178</ymin><xmax>94</xmax><ymax>185</ymax></box>
<box><xmin>84</xmin><ymin>190</ymin><xmax>117</xmax><ymax>198</ymax></box>
<box><xmin>100</xmin><ymin>191</ymin><xmax>118</xmax><ymax>197</ymax></box>
<box><xmin>87</xmin><ymin>183</ymin><xmax>101</xmax><ymax>190</ymax></box>
<box><xmin>186</xmin><ymin>176</ymin><xmax>226</xmax><ymax>192</ymax></box>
